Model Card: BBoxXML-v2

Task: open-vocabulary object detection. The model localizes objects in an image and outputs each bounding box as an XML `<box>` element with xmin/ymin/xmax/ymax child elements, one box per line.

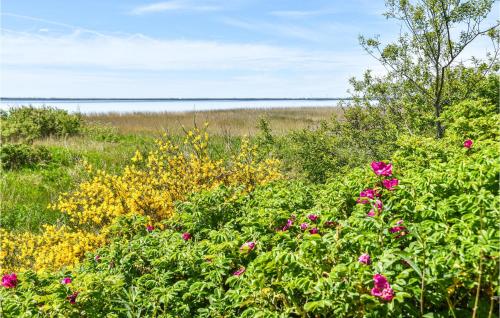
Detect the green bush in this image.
<box><xmin>0</xmin><ymin>106</ymin><xmax>82</xmax><ymax>142</ymax></box>
<box><xmin>0</xmin><ymin>144</ymin><xmax>52</xmax><ymax>170</ymax></box>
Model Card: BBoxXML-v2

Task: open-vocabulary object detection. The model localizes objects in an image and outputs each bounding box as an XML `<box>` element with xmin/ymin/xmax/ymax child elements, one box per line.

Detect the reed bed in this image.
<box><xmin>84</xmin><ymin>107</ymin><xmax>342</xmax><ymax>136</ymax></box>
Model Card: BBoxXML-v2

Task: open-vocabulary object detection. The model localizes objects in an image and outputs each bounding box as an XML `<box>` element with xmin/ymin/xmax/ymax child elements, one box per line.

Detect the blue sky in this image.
<box><xmin>0</xmin><ymin>0</ymin><xmax>497</xmax><ymax>98</ymax></box>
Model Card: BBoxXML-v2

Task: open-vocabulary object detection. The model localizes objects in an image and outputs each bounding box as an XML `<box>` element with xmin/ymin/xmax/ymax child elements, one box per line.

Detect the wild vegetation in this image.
<box><xmin>1</xmin><ymin>0</ymin><xmax>498</xmax><ymax>317</ymax></box>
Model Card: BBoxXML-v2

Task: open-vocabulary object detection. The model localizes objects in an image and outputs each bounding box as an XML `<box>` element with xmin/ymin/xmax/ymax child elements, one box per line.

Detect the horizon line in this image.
<box><xmin>0</xmin><ymin>97</ymin><xmax>354</xmax><ymax>101</ymax></box>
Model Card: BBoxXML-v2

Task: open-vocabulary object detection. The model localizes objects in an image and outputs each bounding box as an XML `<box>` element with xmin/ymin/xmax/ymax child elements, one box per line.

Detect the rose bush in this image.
<box><xmin>1</xmin><ymin>99</ymin><xmax>498</xmax><ymax>317</ymax></box>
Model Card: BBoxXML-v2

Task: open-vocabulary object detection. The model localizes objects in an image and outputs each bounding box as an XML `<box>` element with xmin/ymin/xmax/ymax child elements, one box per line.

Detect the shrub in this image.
<box><xmin>2</xmin><ymin>132</ymin><xmax>497</xmax><ymax>316</ymax></box>
<box><xmin>0</xmin><ymin>128</ymin><xmax>281</xmax><ymax>271</ymax></box>
<box><xmin>0</xmin><ymin>144</ymin><xmax>52</xmax><ymax>170</ymax></box>
<box><xmin>0</xmin><ymin>106</ymin><xmax>82</xmax><ymax>142</ymax></box>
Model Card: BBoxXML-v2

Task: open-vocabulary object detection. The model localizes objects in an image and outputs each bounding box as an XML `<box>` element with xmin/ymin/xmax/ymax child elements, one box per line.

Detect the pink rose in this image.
<box><xmin>371</xmin><ymin>274</ymin><xmax>395</xmax><ymax>301</ymax></box>
<box><xmin>357</xmin><ymin>188</ymin><xmax>380</xmax><ymax>204</ymax></box>
<box><xmin>61</xmin><ymin>277</ymin><xmax>72</xmax><ymax>285</ymax></box>
<box><xmin>382</xmin><ymin>179</ymin><xmax>399</xmax><ymax>191</ymax></box>
<box><xmin>182</xmin><ymin>232</ymin><xmax>192</xmax><ymax>241</ymax></box>
<box><xmin>233</xmin><ymin>267</ymin><xmax>246</xmax><ymax>276</ymax></box>
<box><xmin>67</xmin><ymin>291</ymin><xmax>79</xmax><ymax>304</ymax></box>
<box><xmin>1</xmin><ymin>273</ymin><xmax>17</xmax><ymax>288</ymax></box>
<box><xmin>300</xmin><ymin>222</ymin><xmax>309</xmax><ymax>230</ymax></box>
<box><xmin>371</xmin><ymin>287</ymin><xmax>383</xmax><ymax>297</ymax></box>
<box><xmin>324</xmin><ymin>221</ymin><xmax>337</xmax><ymax>228</ymax></box>
<box><xmin>371</xmin><ymin>162</ymin><xmax>393</xmax><ymax>176</ymax></box>
<box><xmin>358</xmin><ymin>253</ymin><xmax>371</xmax><ymax>265</ymax></box>
<box><xmin>373</xmin><ymin>274</ymin><xmax>389</xmax><ymax>290</ymax></box>
<box><xmin>368</xmin><ymin>199</ymin><xmax>383</xmax><ymax>217</ymax></box>
<box><xmin>381</xmin><ymin>287</ymin><xmax>395</xmax><ymax>301</ymax></box>
<box><xmin>309</xmin><ymin>227</ymin><xmax>319</xmax><ymax>234</ymax></box>
<box><xmin>463</xmin><ymin>139</ymin><xmax>473</xmax><ymax>149</ymax></box>
<box><xmin>240</xmin><ymin>241</ymin><xmax>256</xmax><ymax>253</ymax></box>
<box><xmin>146</xmin><ymin>225</ymin><xmax>154</xmax><ymax>232</ymax></box>
<box><xmin>307</xmin><ymin>214</ymin><xmax>318</xmax><ymax>222</ymax></box>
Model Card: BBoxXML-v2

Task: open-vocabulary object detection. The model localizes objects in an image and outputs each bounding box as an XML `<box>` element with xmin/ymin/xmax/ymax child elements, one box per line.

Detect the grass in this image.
<box><xmin>84</xmin><ymin>106</ymin><xmax>342</xmax><ymax>136</ymax></box>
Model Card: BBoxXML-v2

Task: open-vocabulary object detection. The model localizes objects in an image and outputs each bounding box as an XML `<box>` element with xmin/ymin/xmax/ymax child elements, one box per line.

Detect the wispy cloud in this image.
<box><xmin>270</xmin><ymin>10</ymin><xmax>331</xmax><ymax>18</ymax></box>
<box><xmin>221</xmin><ymin>18</ymin><xmax>329</xmax><ymax>42</ymax></box>
<box><xmin>1</xmin><ymin>12</ymin><xmax>106</xmax><ymax>36</ymax></box>
<box><xmin>0</xmin><ymin>27</ymin><xmax>380</xmax><ymax>97</ymax></box>
<box><xmin>130</xmin><ymin>1</ymin><xmax>221</xmax><ymax>15</ymax></box>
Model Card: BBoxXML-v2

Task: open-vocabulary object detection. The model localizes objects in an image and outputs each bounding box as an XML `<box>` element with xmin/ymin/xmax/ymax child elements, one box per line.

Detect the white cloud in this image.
<box><xmin>0</xmin><ymin>29</ymin><xmax>369</xmax><ymax>72</ymax></box>
<box><xmin>130</xmin><ymin>1</ymin><xmax>221</xmax><ymax>15</ymax></box>
<box><xmin>0</xmin><ymin>28</ymin><xmax>380</xmax><ymax>97</ymax></box>
<box><xmin>221</xmin><ymin>18</ymin><xmax>329</xmax><ymax>42</ymax></box>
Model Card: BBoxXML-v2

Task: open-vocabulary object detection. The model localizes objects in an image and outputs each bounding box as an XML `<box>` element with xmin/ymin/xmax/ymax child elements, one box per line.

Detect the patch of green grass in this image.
<box><xmin>1</xmin><ymin>167</ymin><xmax>74</xmax><ymax>232</ymax></box>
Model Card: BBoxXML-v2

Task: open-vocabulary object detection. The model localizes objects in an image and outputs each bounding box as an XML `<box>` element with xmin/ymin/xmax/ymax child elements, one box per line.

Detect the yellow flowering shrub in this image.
<box><xmin>0</xmin><ymin>128</ymin><xmax>281</xmax><ymax>271</ymax></box>
<box><xmin>0</xmin><ymin>226</ymin><xmax>105</xmax><ymax>272</ymax></box>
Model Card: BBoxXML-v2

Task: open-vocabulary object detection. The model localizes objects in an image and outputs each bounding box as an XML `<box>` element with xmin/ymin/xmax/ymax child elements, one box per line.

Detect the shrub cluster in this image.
<box><xmin>0</xmin><ymin>106</ymin><xmax>82</xmax><ymax>143</ymax></box>
<box><xmin>1</xmin><ymin>99</ymin><xmax>498</xmax><ymax>317</ymax></box>
<box><xmin>0</xmin><ymin>128</ymin><xmax>281</xmax><ymax>272</ymax></box>
<box><xmin>0</xmin><ymin>144</ymin><xmax>52</xmax><ymax>170</ymax></box>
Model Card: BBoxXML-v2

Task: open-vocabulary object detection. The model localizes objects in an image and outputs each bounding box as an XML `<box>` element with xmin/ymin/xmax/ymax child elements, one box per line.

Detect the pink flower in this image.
<box><xmin>368</xmin><ymin>199</ymin><xmax>383</xmax><ymax>217</ymax></box>
<box><xmin>324</xmin><ymin>221</ymin><xmax>337</xmax><ymax>228</ymax></box>
<box><xmin>240</xmin><ymin>241</ymin><xmax>256</xmax><ymax>253</ymax></box>
<box><xmin>358</xmin><ymin>253</ymin><xmax>371</xmax><ymax>265</ymax></box>
<box><xmin>382</xmin><ymin>179</ymin><xmax>399</xmax><ymax>191</ymax></box>
<box><xmin>1</xmin><ymin>273</ymin><xmax>17</xmax><ymax>288</ymax></box>
<box><xmin>182</xmin><ymin>232</ymin><xmax>192</xmax><ymax>241</ymax></box>
<box><xmin>373</xmin><ymin>274</ymin><xmax>389</xmax><ymax>290</ymax></box>
<box><xmin>371</xmin><ymin>274</ymin><xmax>395</xmax><ymax>301</ymax></box>
<box><xmin>371</xmin><ymin>287</ymin><xmax>383</xmax><ymax>297</ymax></box>
<box><xmin>381</xmin><ymin>287</ymin><xmax>395</xmax><ymax>301</ymax></box>
<box><xmin>67</xmin><ymin>291</ymin><xmax>79</xmax><ymax>304</ymax></box>
<box><xmin>464</xmin><ymin>139</ymin><xmax>473</xmax><ymax>149</ymax></box>
<box><xmin>282</xmin><ymin>219</ymin><xmax>293</xmax><ymax>231</ymax></box>
<box><xmin>371</xmin><ymin>162</ymin><xmax>393</xmax><ymax>176</ymax></box>
<box><xmin>357</xmin><ymin>188</ymin><xmax>380</xmax><ymax>204</ymax></box>
<box><xmin>94</xmin><ymin>255</ymin><xmax>100</xmax><ymax>262</ymax></box>
<box><xmin>307</xmin><ymin>214</ymin><xmax>318</xmax><ymax>222</ymax></box>
<box><xmin>390</xmin><ymin>223</ymin><xmax>408</xmax><ymax>238</ymax></box>
<box><xmin>300</xmin><ymin>222</ymin><xmax>309</xmax><ymax>230</ymax></box>
<box><xmin>389</xmin><ymin>226</ymin><xmax>406</xmax><ymax>233</ymax></box>
<box><xmin>233</xmin><ymin>267</ymin><xmax>246</xmax><ymax>276</ymax></box>
<box><xmin>309</xmin><ymin>227</ymin><xmax>319</xmax><ymax>234</ymax></box>
<box><xmin>61</xmin><ymin>277</ymin><xmax>72</xmax><ymax>285</ymax></box>
<box><xmin>146</xmin><ymin>224</ymin><xmax>154</xmax><ymax>232</ymax></box>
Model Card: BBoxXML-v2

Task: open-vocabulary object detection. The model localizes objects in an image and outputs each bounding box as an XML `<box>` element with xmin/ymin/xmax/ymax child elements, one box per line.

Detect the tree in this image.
<box><xmin>359</xmin><ymin>0</ymin><xmax>499</xmax><ymax>138</ymax></box>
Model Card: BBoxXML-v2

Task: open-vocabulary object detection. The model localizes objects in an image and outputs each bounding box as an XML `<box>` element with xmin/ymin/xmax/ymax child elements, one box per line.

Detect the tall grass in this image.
<box><xmin>84</xmin><ymin>107</ymin><xmax>342</xmax><ymax>136</ymax></box>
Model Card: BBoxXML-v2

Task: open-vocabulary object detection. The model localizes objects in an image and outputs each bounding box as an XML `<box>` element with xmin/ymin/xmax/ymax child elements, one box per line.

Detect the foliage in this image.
<box><xmin>0</xmin><ymin>106</ymin><xmax>83</xmax><ymax>143</ymax></box>
<box><xmin>359</xmin><ymin>0</ymin><xmax>499</xmax><ymax>137</ymax></box>
<box><xmin>0</xmin><ymin>144</ymin><xmax>52</xmax><ymax>170</ymax></box>
<box><xmin>1</xmin><ymin>99</ymin><xmax>498</xmax><ymax>317</ymax></box>
<box><xmin>0</xmin><ymin>128</ymin><xmax>281</xmax><ymax>272</ymax></box>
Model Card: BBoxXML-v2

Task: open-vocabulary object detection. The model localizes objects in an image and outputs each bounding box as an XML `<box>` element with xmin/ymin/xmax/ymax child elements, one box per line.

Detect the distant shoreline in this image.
<box><xmin>0</xmin><ymin>97</ymin><xmax>352</xmax><ymax>102</ymax></box>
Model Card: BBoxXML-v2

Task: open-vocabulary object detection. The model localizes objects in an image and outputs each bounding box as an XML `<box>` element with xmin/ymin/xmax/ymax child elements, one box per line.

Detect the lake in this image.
<box><xmin>0</xmin><ymin>99</ymin><xmax>346</xmax><ymax>114</ymax></box>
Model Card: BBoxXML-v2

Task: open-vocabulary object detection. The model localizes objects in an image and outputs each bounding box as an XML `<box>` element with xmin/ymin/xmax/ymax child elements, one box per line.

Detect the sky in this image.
<box><xmin>0</xmin><ymin>0</ymin><xmax>497</xmax><ymax>98</ymax></box>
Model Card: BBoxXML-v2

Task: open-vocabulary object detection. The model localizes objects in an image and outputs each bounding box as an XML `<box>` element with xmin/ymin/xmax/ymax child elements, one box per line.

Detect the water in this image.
<box><xmin>0</xmin><ymin>98</ymin><xmax>345</xmax><ymax>114</ymax></box>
